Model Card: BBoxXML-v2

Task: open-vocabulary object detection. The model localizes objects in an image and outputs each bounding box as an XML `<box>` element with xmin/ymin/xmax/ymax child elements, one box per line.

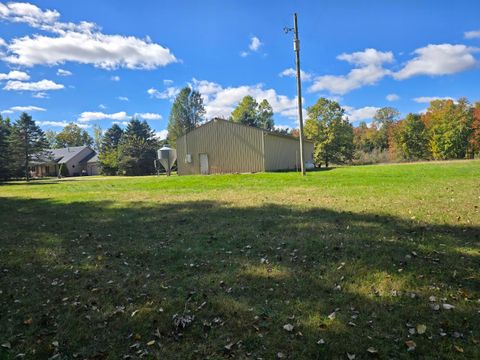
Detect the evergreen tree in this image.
<box><xmin>118</xmin><ymin>119</ymin><xmax>159</xmax><ymax>175</ymax></box>
<box><xmin>167</xmin><ymin>87</ymin><xmax>205</xmax><ymax>146</ymax></box>
<box><xmin>9</xmin><ymin>113</ymin><xmax>48</xmax><ymax>181</ymax></box>
<box><xmin>230</xmin><ymin>96</ymin><xmax>259</xmax><ymax>127</ymax></box>
<box><xmin>0</xmin><ymin>115</ymin><xmax>13</xmax><ymax>180</ymax></box>
<box><xmin>304</xmin><ymin>98</ymin><xmax>354</xmax><ymax>167</ymax></box>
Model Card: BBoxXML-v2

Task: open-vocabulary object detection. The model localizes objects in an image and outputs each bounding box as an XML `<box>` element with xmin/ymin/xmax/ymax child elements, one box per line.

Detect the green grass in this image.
<box><xmin>1</xmin><ymin>161</ymin><xmax>479</xmax><ymax>359</ymax></box>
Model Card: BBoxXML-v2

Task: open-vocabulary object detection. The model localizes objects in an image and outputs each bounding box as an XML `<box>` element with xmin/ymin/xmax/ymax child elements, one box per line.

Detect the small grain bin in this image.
<box><xmin>157</xmin><ymin>146</ymin><xmax>177</xmax><ymax>176</ymax></box>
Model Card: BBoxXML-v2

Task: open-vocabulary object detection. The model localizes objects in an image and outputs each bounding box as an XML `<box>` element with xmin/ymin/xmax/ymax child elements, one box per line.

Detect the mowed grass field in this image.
<box><xmin>1</xmin><ymin>161</ymin><xmax>479</xmax><ymax>359</ymax></box>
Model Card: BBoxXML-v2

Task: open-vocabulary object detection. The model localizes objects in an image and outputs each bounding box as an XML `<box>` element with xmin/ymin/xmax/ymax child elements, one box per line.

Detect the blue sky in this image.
<box><xmin>1</xmin><ymin>0</ymin><xmax>479</xmax><ymax>138</ymax></box>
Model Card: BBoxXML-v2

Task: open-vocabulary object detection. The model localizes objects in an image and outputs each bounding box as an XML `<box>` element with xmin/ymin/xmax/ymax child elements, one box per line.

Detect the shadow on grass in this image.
<box><xmin>0</xmin><ymin>197</ymin><xmax>479</xmax><ymax>359</ymax></box>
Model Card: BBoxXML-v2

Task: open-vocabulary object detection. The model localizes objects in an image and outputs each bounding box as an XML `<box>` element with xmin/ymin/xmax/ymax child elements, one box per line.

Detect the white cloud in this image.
<box><xmin>147</xmin><ymin>86</ymin><xmax>180</xmax><ymax>100</ymax></box>
<box><xmin>0</xmin><ymin>37</ymin><xmax>6</xmax><ymax>47</ymax></box>
<box><xmin>309</xmin><ymin>49</ymin><xmax>394</xmax><ymax>95</ymax></box>
<box><xmin>9</xmin><ymin>105</ymin><xmax>46</xmax><ymax>112</ymax></box>
<box><xmin>0</xmin><ymin>109</ymin><xmax>13</xmax><ymax>114</ymax></box>
<box><xmin>3</xmin><ymin>79</ymin><xmax>64</xmax><ymax>91</ymax></box>
<box><xmin>0</xmin><ymin>2</ymin><xmax>60</xmax><ymax>28</ymax></box>
<box><xmin>240</xmin><ymin>36</ymin><xmax>263</xmax><ymax>57</ymax></box>
<box><xmin>0</xmin><ymin>2</ymin><xmax>177</xmax><ymax>70</ymax></box>
<box><xmin>343</xmin><ymin>106</ymin><xmax>380</xmax><ymax>122</ymax></box>
<box><xmin>249</xmin><ymin>36</ymin><xmax>262</xmax><ymax>51</ymax></box>
<box><xmin>32</xmin><ymin>91</ymin><xmax>49</xmax><ymax>98</ymax></box>
<box><xmin>279</xmin><ymin>68</ymin><xmax>312</xmax><ymax>81</ymax></box>
<box><xmin>117</xmin><ymin>96</ymin><xmax>129</xmax><ymax>101</ymax></box>
<box><xmin>98</xmin><ymin>104</ymin><xmax>107</xmax><ymax>110</ymax></box>
<box><xmin>191</xmin><ymin>79</ymin><xmax>299</xmax><ymax>119</ymax></box>
<box><xmin>37</xmin><ymin>120</ymin><xmax>90</xmax><ymax>129</ymax></box>
<box><xmin>111</xmin><ymin>75</ymin><xmax>120</xmax><ymax>81</ymax></box>
<box><xmin>465</xmin><ymin>30</ymin><xmax>480</xmax><ymax>39</ymax></box>
<box><xmin>137</xmin><ymin>112</ymin><xmax>162</xmax><ymax>120</ymax></box>
<box><xmin>154</xmin><ymin>129</ymin><xmax>168</xmax><ymax>140</ymax></box>
<box><xmin>56</xmin><ymin>68</ymin><xmax>72</xmax><ymax>76</ymax></box>
<box><xmin>78</xmin><ymin>111</ymin><xmax>128</xmax><ymax>122</ymax></box>
<box><xmin>413</xmin><ymin>96</ymin><xmax>454</xmax><ymax>103</ymax></box>
<box><xmin>394</xmin><ymin>44</ymin><xmax>478</xmax><ymax>80</ymax></box>
<box><xmin>386</xmin><ymin>93</ymin><xmax>399</xmax><ymax>102</ymax></box>
<box><xmin>0</xmin><ymin>70</ymin><xmax>30</xmax><ymax>80</ymax></box>
<box><xmin>163</xmin><ymin>79</ymin><xmax>173</xmax><ymax>86</ymax></box>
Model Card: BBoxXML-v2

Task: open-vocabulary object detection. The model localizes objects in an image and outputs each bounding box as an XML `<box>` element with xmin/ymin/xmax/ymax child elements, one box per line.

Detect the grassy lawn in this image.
<box><xmin>1</xmin><ymin>161</ymin><xmax>479</xmax><ymax>359</ymax></box>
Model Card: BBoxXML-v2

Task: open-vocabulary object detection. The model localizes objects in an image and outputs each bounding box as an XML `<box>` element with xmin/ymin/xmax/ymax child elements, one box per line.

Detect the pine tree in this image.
<box><xmin>10</xmin><ymin>113</ymin><xmax>48</xmax><ymax>181</ymax></box>
<box><xmin>99</xmin><ymin>124</ymin><xmax>123</xmax><ymax>175</ymax></box>
<box><xmin>118</xmin><ymin>119</ymin><xmax>159</xmax><ymax>175</ymax></box>
<box><xmin>0</xmin><ymin>115</ymin><xmax>13</xmax><ymax>180</ymax></box>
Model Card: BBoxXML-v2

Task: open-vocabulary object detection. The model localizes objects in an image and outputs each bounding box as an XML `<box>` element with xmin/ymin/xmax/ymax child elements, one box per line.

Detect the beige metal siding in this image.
<box><xmin>177</xmin><ymin>120</ymin><xmax>264</xmax><ymax>175</ymax></box>
<box><xmin>264</xmin><ymin>134</ymin><xmax>314</xmax><ymax>171</ymax></box>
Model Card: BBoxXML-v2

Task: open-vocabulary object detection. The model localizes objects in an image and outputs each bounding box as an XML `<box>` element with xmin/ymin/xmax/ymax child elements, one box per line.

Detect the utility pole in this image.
<box><xmin>286</xmin><ymin>13</ymin><xmax>306</xmax><ymax>175</ymax></box>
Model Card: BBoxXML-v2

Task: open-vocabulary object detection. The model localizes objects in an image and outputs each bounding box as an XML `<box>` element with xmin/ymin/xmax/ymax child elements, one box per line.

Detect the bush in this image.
<box><xmin>59</xmin><ymin>163</ymin><xmax>69</xmax><ymax>177</ymax></box>
<box><xmin>351</xmin><ymin>149</ymin><xmax>392</xmax><ymax>165</ymax></box>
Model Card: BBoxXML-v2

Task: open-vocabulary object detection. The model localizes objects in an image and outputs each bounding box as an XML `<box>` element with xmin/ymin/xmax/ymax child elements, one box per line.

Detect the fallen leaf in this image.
<box><xmin>283</xmin><ymin>324</ymin><xmax>294</xmax><ymax>332</ymax></box>
<box><xmin>277</xmin><ymin>352</ymin><xmax>285</xmax><ymax>359</ymax></box>
<box><xmin>23</xmin><ymin>318</ymin><xmax>32</xmax><ymax>325</ymax></box>
<box><xmin>317</xmin><ymin>339</ymin><xmax>325</xmax><ymax>345</ymax></box>
<box><xmin>328</xmin><ymin>311</ymin><xmax>336</xmax><ymax>320</ymax></box>
<box><xmin>405</xmin><ymin>340</ymin><xmax>416</xmax><ymax>352</ymax></box>
<box><xmin>367</xmin><ymin>347</ymin><xmax>378</xmax><ymax>355</ymax></box>
<box><xmin>131</xmin><ymin>310</ymin><xmax>140</xmax><ymax>317</ymax></box>
<box><xmin>454</xmin><ymin>345</ymin><xmax>464</xmax><ymax>353</ymax></box>
<box><xmin>146</xmin><ymin>340</ymin><xmax>155</xmax><ymax>346</ymax></box>
<box><xmin>416</xmin><ymin>324</ymin><xmax>427</xmax><ymax>334</ymax></box>
<box><xmin>442</xmin><ymin>303</ymin><xmax>455</xmax><ymax>310</ymax></box>
<box><xmin>224</xmin><ymin>342</ymin><xmax>235</xmax><ymax>351</ymax></box>
<box><xmin>52</xmin><ymin>341</ymin><xmax>59</xmax><ymax>347</ymax></box>
<box><xmin>347</xmin><ymin>353</ymin><xmax>356</xmax><ymax>360</ymax></box>
<box><xmin>1</xmin><ymin>342</ymin><xmax>11</xmax><ymax>349</ymax></box>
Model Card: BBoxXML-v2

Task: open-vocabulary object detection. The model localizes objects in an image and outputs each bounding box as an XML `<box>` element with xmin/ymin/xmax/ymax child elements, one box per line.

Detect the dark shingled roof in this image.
<box><xmin>33</xmin><ymin>146</ymin><xmax>95</xmax><ymax>164</ymax></box>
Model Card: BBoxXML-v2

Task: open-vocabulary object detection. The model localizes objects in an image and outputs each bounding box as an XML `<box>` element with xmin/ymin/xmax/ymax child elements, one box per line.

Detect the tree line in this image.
<box><xmin>1</xmin><ymin>89</ymin><xmax>478</xmax><ymax>180</ymax></box>
<box><xmin>304</xmin><ymin>97</ymin><xmax>480</xmax><ymax>167</ymax></box>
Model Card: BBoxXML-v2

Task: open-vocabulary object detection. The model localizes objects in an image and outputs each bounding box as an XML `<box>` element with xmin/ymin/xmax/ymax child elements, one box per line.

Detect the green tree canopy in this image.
<box><xmin>230</xmin><ymin>96</ymin><xmax>275</xmax><ymax>130</ymax></box>
<box><xmin>99</xmin><ymin>123</ymin><xmax>124</xmax><ymax>175</ymax></box>
<box><xmin>304</xmin><ymin>98</ymin><xmax>354</xmax><ymax>167</ymax></box>
<box><xmin>423</xmin><ymin>98</ymin><xmax>473</xmax><ymax>159</ymax></box>
<box><xmin>55</xmin><ymin>123</ymin><xmax>93</xmax><ymax>148</ymax></box>
<box><xmin>9</xmin><ymin>113</ymin><xmax>48</xmax><ymax>180</ymax></box>
<box><xmin>372</xmin><ymin>107</ymin><xmax>400</xmax><ymax>150</ymax></box>
<box><xmin>0</xmin><ymin>115</ymin><xmax>13</xmax><ymax>179</ymax></box>
<box><xmin>393</xmin><ymin>114</ymin><xmax>430</xmax><ymax>160</ymax></box>
<box><xmin>118</xmin><ymin>119</ymin><xmax>159</xmax><ymax>175</ymax></box>
<box><xmin>167</xmin><ymin>87</ymin><xmax>205</xmax><ymax>146</ymax></box>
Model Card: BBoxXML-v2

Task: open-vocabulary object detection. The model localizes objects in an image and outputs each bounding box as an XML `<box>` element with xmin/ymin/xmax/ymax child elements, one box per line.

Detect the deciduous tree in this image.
<box><xmin>304</xmin><ymin>98</ymin><xmax>354</xmax><ymax>167</ymax></box>
<box><xmin>423</xmin><ymin>98</ymin><xmax>473</xmax><ymax>159</ymax></box>
<box><xmin>99</xmin><ymin>124</ymin><xmax>123</xmax><ymax>175</ymax></box>
<box><xmin>167</xmin><ymin>87</ymin><xmax>205</xmax><ymax>146</ymax></box>
<box><xmin>55</xmin><ymin>123</ymin><xmax>93</xmax><ymax>148</ymax></box>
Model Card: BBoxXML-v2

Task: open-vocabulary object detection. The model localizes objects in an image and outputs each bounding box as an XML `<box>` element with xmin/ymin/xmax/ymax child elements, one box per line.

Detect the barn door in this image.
<box><xmin>199</xmin><ymin>153</ymin><xmax>209</xmax><ymax>175</ymax></box>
